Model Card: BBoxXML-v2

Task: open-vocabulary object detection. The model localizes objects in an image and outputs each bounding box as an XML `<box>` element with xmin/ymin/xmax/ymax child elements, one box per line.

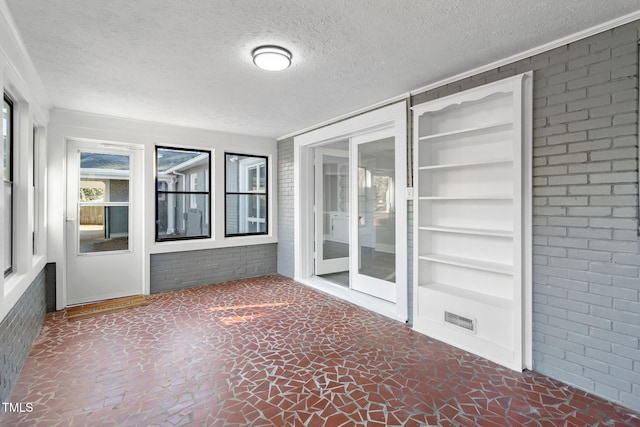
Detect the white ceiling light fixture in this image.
<box><xmin>252</xmin><ymin>45</ymin><xmax>292</xmax><ymax>71</ymax></box>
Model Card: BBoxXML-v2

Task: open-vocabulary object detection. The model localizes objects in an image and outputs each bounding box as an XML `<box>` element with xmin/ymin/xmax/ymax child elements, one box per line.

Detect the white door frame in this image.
<box><xmin>294</xmin><ymin>101</ymin><xmax>408</xmax><ymax>322</ymax></box>
<box><xmin>63</xmin><ymin>139</ymin><xmax>144</xmax><ymax>306</ymax></box>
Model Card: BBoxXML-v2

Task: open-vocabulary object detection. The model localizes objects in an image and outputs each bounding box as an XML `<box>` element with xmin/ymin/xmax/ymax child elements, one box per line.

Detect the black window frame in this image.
<box><xmin>224</xmin><ymin>152</ymin><xmax>269</xmax><ymax>237</ymax></box>
<box><xmin>155</xmin><ymin>145</ymin><xmax>212</xmax><ymax>242</ymax></box>
<box><xmin>3</xmin><ymin>94</ymin><xmax>14</xmax><ymax>276</ymax></box>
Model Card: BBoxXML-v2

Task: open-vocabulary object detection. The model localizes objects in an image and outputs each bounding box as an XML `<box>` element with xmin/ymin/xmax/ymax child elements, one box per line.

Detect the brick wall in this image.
<box><xmin>277</xmin><ymin>138</ymin><xmax>295</xmax><ymax>278</ymax></box>
<box><xmin>0</xmin><ymin>269</ymin><xmax>46</xmax><ymax>406</ymax></box>
<box><xmin>150</xmin><ymin>244</ymin><xmax>277</xmax><ymax>293</ymax></box>
<box><xmin>411</xmin><ymin>22</ymin><xmax>640</xmax><ymax>411</ymax></box>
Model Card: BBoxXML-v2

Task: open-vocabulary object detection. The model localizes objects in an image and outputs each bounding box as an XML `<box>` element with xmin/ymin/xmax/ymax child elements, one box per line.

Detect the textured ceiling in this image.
<box><xmin>5</xmin><ymin>0</ymin><xmax>640</xmax><ymax>138</ymax></box>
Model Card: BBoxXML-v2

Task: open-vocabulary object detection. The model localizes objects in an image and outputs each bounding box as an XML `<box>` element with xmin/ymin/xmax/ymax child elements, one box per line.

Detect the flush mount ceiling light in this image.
<box><xmin>252</xmin><ymin>45</ymin><xmax>292</xmax><ymax>71</ymax></box>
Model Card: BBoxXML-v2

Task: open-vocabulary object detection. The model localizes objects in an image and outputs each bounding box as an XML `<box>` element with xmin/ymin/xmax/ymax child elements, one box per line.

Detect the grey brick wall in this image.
<box><xmin>0</xmin><ymin>269</ymin><xmax>46</xmax><ymax>406</ymax></box>
<box><xmin>150</xmin><ymin>244</ymin><xmax>277</xmax><ymax>293</ymax></box>
<box><xmin>277</xmin><ymin>138</ymin><xmax>295</xmax><ymax>278</ymax></box>
<box><xmin>412</xmin><ymin>22</ymin><xmax>640</xmax><ymax>411</ymax></box>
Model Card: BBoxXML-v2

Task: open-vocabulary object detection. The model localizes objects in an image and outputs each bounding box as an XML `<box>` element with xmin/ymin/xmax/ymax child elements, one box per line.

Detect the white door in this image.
<box><xmin>350</xmin><ymin>129</ymin><xmax>398</xmax><ymax>302</ymax></box>
<box><xmin>65</xmin><ymin>140</ymin><xmax>143</xmax><ymax>305</ymax></box>
<box><xmin>314</xmin><ymin>147</ymin><xmax>349</xmax><ymax>275</ymax></box>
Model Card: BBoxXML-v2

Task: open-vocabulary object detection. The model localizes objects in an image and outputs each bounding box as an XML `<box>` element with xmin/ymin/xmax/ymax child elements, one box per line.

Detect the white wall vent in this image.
<box><xmin>444</xmin><ymin>311</ymin><xmax>476</xmax><ymax>332</ymax></box>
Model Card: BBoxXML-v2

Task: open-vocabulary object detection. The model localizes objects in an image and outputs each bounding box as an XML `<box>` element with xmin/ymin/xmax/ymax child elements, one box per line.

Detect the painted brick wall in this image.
<box><xmin>277</xmin><ymin>138</ymin><xmax>295</xmax><ymax>278</ymax></box>
<box><xmin>0</xmin><ymin>269</ymin><xmax>46</xmax><ymax>406</ymax></box>
<box><xmin>150</xmin><ymin>244</ymin><xmax>277</xmax><ymax>294</ymax></box>
<box><xmin>412</xmin><ymin>22</ymin><xmax>640</xmax><ymax>411</ymax></box>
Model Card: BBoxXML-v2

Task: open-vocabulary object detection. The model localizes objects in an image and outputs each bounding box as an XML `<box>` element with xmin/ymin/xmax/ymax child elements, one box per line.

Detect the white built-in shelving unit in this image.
<box><xmin>412</xmin><ymin>73</ymin><xmax>532</xmax><ymax>370</ymax></box>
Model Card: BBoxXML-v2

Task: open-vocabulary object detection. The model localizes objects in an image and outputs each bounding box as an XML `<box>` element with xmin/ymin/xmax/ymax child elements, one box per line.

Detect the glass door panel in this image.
<box><xmin>351</xmin><ymin>131</ymin><xmax>397</xmax><ymax>302</ymax></box>
<box><xmin>314</xmin><ymin>145</ymin><xmax>350</xmax><ymax>279</ymax></box>
<box><xmin>357</xmin><ymin>138</ymin><xmax>395</xmax><ymax>281</ymax></box>
<box><xmin>77</xmin><ymin>152</ymin><xmax>130</xmax><ymax>254</ymax></box>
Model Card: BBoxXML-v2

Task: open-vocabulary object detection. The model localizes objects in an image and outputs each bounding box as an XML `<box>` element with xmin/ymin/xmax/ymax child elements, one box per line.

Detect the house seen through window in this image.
<box><xmin>225</xmin><ymin>153</ymin><xmax>268</xmax><ymax>236</ymax></box>
<box><xmin>156</xmin><ymin>147</ymin><xmax>211</xmax><ymax>241</ymax></box>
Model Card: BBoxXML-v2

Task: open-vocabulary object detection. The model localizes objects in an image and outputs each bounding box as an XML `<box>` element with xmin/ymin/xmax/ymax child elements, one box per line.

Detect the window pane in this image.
<box><xmin>156</xmin><ymin>147</ymin><xmax>211</xmax><ymax>241</ymax></box>
<box><xmin>80</xmin><ymin>153</ymin><xmax>130</xmax><ymax>202</ymax></box>
<box><xmin>3</xmin><ymin>97</ymin><xmax>13</xmax><ymax>275</ymax></box>
<box><xmin>248</xmin><ymin>167</ymin><xmax>257</xmax><ymax>191</ymax></box>
<box><xmin>4</xmin><ymin>182</ymin><xmax>11</xmax><ymax>273</ymax></box>
<box><xmin>225</xmin><ymin>155</ymin><xmax>239</xmax><ymax>192</ymax></box>
<box><xmin>358</xmin><ymin>137</ymin><xmax>395</xmax><ymax>283</ymax></box>
<box><xmin>79</xmin><ymin>180</ymin><xmax>106</xmax><ymax>202</ymax></box>
<box><xmin>157</xmin><ymin>193</ymin><xmax>210</xmax><ymax>240</ymax></box>
<box><xmin>225</xmin><ymin>153</ymin><xmax>268</xmax><ymax>237</ymax></box>
<box><xmin>32</xmin><ymin>126</ymin><xmax>37</xmax><ymax>254</ymax></box>
<box><xmin>226</xmin><ymin>194</ymin><xmax>267</xmax><ymax>235</ymax></box>
<box><xmin>259</xmin><ymin>164</ymin><xmax>266</xmax><ymax>191</ymax></box>
<box><xmin>157</xmin><ymin>148</ymin><xmax>209</xmax><ymax>192</ymax></box>
<box><xmin>3</xmin><ymin>98</ymin><xmax>11</xmax><ymax>182</ymax></box>
<box><xmin>79</xmin><ymin>205</ymin><xmax>129</xmax><ymax>253</ymax></box>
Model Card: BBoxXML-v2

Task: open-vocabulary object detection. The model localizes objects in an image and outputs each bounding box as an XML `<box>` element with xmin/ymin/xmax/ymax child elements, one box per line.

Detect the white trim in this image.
<box><xmin>297</xmin><ymin>276</ymin><xmax>407</xmax><ymax>323</ymax></box>
<box><xmin>523</xmin><ymin>72</ymin><xmax>534</xmax><ymax>370</ymax></box>
<box><xmin>0</xmin><ymin>2</ymin><xmax>51</xmax><ymax>123</ymax></box>
<box><xmin>294</xmin><ymin>101</ymin><xmax>408</xmax><ymax>322</ymax></box>
<box><xmin>410</xmin><ymin>11</ymin><xmax>640</xmax><ymax>96</ymax></box>
<box><xmin>0</xmin><ymin>2</ymin><xmax>36</xmax><ymax>79</ymax></box>
<box><xmin>80</xmin><ymin>168</ymin><xmax>130</xmax><ymax>180</ymax></box>
<box><xmin>278</xmin><ymin>93</ymin><xmax>410</xmax><ymax>141</ymax></box>
<box><xmin>278</xmin><ymin>11</ymin><xmax>640</xmax><ymax>142</ymax></box>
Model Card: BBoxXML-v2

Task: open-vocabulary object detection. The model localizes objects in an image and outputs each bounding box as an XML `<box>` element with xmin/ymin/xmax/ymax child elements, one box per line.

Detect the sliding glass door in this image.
<box><xmin>314</xmin><ymin>145</ymin><xmax>350</xmax><ymax>278</ymax></box>
<box><xmin>351</xmin><ymin>129</ymin><xmax>397</xmax><ymax>302</ymax></box>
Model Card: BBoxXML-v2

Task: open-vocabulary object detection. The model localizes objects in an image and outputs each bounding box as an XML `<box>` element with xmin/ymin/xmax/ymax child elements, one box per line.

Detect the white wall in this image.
<box><xmin>0</xmin><ymin>1</ymin><xmax>51</xmax><ymax>322</ymax></box>
<box><xmin>48</xmin><ymin>109</ymin><xmax>277</xmax><ymax>309</ymax></box>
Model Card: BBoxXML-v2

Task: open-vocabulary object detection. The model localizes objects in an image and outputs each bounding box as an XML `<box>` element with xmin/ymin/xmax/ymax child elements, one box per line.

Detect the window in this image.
<box><xmin>3</xmin><ymin>95</ymin><xmax>13</xmax><ymax>275</ymax></box>
<box><xmin>225</xmin><ymin>153</ymin><xmax>268</xmax><ymax>236</ymax></box>
<box><xmin>155</xmin><ymin>146</ymin><xmax>211</xmax><ymax>241</ymax></box>
<box><xmin>32</xmin><ymin>125</ymin><xmax>37</xmax><ymax>255</ymax></box>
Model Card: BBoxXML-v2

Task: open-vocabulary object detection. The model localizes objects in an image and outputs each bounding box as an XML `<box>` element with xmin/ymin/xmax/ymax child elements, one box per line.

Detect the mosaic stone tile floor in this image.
<box><xmin>2</xmin><ymin>275</ymin><xmax>640</xmax><ymax>426</ymax></box>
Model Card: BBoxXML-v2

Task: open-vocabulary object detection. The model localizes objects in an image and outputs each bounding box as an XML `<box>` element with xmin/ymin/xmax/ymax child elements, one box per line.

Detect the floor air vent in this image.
<box><xmin>444</xmin><ymin>311</ymin><xmax>476</xmax><ymax>332</ymax></box>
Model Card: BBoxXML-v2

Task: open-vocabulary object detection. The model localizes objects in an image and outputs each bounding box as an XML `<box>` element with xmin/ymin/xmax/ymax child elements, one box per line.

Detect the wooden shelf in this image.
<box><xmin>419</xmin><ymin>282</ymin><xmax>513</xmax><ymax>308</ymax></box>
<box><xmin>418</xmin><ymin>195</ymin><xmax>513</xmax><ymax>201</ymax></box>
<box><xmin>418</xmin><ymin>225</ymin><xmax>513</xmax><ymax>238</ymax></box>
<box><xmin>418</xmin><ymin>253</ymin><xmax>513</xmax><ymax>275</ymax></box>
<box><xmin>418</xmin><ymin>159</ymin><xmax>512</xmax><ymax>171</ymax></box>
<box><xmin>418</xmin><ymin>121</ymin><xmax>513</xmax><ymax>143</ymax></box>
